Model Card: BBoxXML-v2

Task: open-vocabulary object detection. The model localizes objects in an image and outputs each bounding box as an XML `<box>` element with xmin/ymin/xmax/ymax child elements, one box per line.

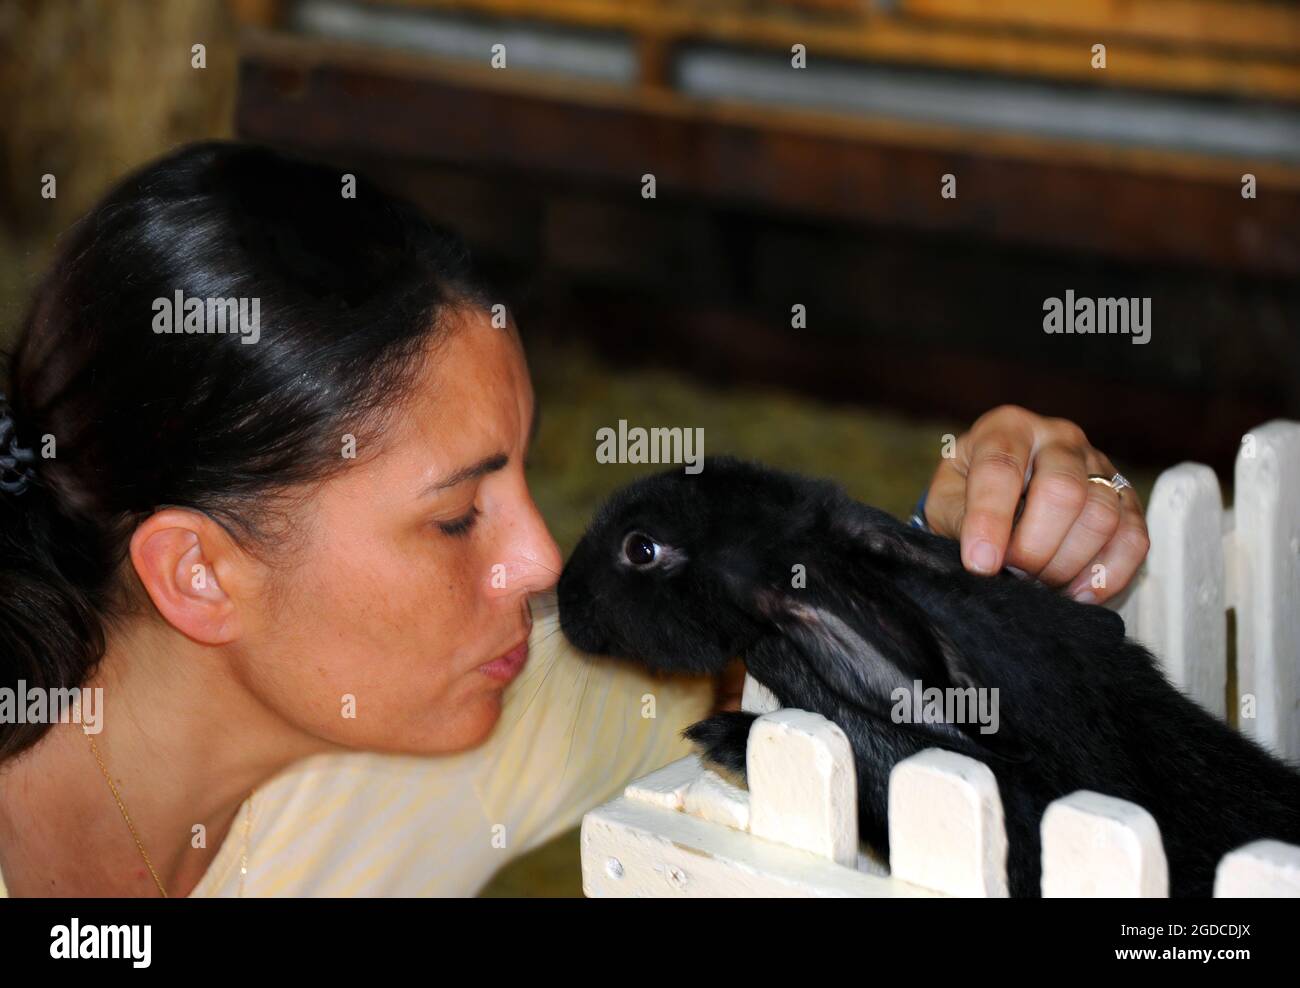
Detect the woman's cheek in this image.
<box><xmin>413</xmin><ymin>539</ymin><xmax>491</xmax><ymax>628</ymax></box>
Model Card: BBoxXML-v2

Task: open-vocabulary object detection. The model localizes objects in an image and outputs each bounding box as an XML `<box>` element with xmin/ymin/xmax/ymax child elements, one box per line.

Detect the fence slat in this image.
<box><xmin>1041</xmin><ymin>790</ymin><xmax>1168</xmax><ymax>897</ymax></box>
<box><xmin>1234</xmin><ymin>420</ymin><xmax>1300</xmax><ymax>761</ymax></box>
<box><xmin>1214</xmin><ymin>839</ymin><xmax>1300</xmax><ymax>897</ymax></box>
<box><xmin>746</xmin><ymin>710</ymin><xmax>858</xmax><ymax>867</ymax></box>
<box><xmin>1131</xmin><ymin>463</ymin><xmax>1227</xmax><ymax>717</ymax></box>
<box><xmin>888</xmin><ymin>749</ymin><xmax>1009</xmax><ymax>897</ymax></box>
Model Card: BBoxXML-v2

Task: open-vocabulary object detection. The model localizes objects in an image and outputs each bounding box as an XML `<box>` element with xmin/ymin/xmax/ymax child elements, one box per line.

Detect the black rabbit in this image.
<box><xmin>557</xmin><ymin>456</ymin><xmax>1300</xmax><ymax>897</ymax></box>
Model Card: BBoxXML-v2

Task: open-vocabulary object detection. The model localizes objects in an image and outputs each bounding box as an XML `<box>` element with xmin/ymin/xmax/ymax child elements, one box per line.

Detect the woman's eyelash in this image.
<box><xmin>436</xmin><ymin>506</ymin><xmax>480</xmax><ymax>537</ymax></box>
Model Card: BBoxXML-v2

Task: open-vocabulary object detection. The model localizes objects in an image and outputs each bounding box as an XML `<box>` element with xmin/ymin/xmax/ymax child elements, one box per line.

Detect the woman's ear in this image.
<box><xmin>129</xmin><ymin>509</ymin><xmax>246</xmax><ymax>645</ymax></box>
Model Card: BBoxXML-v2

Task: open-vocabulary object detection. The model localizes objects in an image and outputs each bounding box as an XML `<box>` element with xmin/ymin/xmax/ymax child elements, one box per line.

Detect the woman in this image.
<box><xmin>0</xmin><ymin>143</ymin><xmax>1148</xmax><ymax>896</ymax></box>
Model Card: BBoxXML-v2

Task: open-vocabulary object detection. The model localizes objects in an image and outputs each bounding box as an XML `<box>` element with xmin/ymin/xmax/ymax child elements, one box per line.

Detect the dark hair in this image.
<box><xmin>0</xmin><ymin>141</ymin><xmax>493</xmax><ymax>760</ymax></box>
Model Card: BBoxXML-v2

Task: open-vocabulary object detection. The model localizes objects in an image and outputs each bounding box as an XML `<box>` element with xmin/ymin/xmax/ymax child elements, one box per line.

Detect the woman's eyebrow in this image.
<box><xmin>420</xmin><ymin>453</ymin><xmax>508</xmax><ymax>496</ymax></box>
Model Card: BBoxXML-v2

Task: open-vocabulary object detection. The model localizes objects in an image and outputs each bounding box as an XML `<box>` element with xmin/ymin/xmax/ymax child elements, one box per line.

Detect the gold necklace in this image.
<box><xmin>85</xmin><ymin>730</ymin><xmax>254</xmax><ymax>897</ymax></box>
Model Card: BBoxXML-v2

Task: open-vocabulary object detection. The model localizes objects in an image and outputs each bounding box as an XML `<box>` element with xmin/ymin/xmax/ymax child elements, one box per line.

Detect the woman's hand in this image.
<box><xmin>923</xmin><ymin>405</ymin><xmax>1150</xmax><ymax>604</ymax></box>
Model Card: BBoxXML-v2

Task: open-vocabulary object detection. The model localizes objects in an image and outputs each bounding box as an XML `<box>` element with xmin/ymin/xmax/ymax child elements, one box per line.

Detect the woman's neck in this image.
<box><xmin>0</xmin><ymin>619</ymin><xmax>336</xmax><ymax>896</ymax></box>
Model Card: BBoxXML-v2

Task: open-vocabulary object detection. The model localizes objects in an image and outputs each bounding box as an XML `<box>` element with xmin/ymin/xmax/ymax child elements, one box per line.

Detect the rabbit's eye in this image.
<box><xmin>622</xmin><ymin>532</ymin><xmax>660</xmax><ymax>566</ymax></box>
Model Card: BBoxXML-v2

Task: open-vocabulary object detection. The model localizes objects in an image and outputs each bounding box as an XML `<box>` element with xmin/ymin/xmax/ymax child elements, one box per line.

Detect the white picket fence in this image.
<box><xmin>581</xmin><ymin>420</ymin><xmax>1300</xmax><ymax>897</ymax></box>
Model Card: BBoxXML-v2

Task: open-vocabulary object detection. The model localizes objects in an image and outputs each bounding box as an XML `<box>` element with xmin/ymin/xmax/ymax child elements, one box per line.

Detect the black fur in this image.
<box><xmin>557</xmin><ymin>456</ymin><xmax>1300</xmax><ymax>897</ymax></box>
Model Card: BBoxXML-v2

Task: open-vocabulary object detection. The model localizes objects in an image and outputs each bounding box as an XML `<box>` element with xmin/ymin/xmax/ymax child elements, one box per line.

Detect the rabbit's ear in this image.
<box><xmin>766</xmin><ymin>582</ymin><xmax>1031</xmax><ymax>764</ymax></box>
<box><xmin>829</xmin><ymin>501</ymin><xmax>965</xmax><ymax>576</ymax></box>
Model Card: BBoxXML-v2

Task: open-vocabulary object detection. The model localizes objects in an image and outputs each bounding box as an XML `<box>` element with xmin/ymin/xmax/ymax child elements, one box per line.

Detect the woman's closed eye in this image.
<box><xmin>435</xmin><ymin>505</ymin><xmax>480</xmax><ymax>537</ymax></box>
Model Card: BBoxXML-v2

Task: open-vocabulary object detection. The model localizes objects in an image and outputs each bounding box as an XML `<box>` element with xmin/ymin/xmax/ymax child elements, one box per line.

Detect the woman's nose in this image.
<box><xmin>488</xmin><ymin>498</ymin><xmax>563</xmax><ymax>596</ymax></box>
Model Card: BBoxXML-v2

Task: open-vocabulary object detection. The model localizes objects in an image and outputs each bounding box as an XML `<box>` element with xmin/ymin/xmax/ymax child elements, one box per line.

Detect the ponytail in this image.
<box><xmin>0</xmin><ymin>396</ymin><xmax>106</xmax><ymax>759</ymax></box>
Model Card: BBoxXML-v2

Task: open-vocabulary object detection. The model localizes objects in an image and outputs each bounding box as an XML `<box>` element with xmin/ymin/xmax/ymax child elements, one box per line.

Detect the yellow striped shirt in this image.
<box><xmin>0</xmin><ymin>613</ymin><xmax>713</xmax><ymax>897</ymax></box>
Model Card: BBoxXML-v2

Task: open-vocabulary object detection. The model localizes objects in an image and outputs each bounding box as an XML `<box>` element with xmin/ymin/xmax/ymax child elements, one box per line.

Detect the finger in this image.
<box><xmin>956</xmin><ymin>429</ymin><xmax>1034</xmax><ymax>575</ymax></box>
<box><xmin>1036</xmin><ymin>474</ymin><xmax>1123</xmax><ymax>587</ymax></box>
<box><xmin>1005</xmin><ymin>442</ymin><xmax>1091</xmax><ymax>578</ymax></box>
<box><xmin>920</xmin><ymin>454</ymin><xmax>970</xmax><ymax>538</ymax></box>
<box><xmin>1067</xmin><ymin>484</ymin><xmax>1150</xmax><ymax>604</ymax></box>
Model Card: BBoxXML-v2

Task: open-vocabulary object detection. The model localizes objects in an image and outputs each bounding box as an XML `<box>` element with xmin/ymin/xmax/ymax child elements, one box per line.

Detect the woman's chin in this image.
<box><xmin>301</xmin><ymin>685</ymin><xmax>507</xmax><ymax>757</ymax></box>
<box><xmin>396</xmin><ymin>691</ymin><xmax>505</xmax><ymax>756</ymax></box>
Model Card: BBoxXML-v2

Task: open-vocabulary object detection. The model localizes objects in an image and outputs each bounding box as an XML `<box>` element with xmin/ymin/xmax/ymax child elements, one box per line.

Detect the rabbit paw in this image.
<box><xmin>683</xmin><ymin>711</ymin><xmax>758</xmax><ymax>787</ymax></box>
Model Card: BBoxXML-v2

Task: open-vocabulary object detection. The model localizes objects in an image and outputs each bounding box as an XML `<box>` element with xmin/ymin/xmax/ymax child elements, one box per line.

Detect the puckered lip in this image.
<box><xmin>478</xmin><ymin>633</ymin><xmax>531</xmax><ymax>683</ymax></box>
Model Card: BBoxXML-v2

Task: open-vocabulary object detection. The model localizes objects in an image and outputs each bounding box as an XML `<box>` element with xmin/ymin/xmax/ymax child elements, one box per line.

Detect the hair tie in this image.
<box><xmin>0</xmin><ymin>392</ymin><xmax>37</xmax><ymax>496</ymax></box>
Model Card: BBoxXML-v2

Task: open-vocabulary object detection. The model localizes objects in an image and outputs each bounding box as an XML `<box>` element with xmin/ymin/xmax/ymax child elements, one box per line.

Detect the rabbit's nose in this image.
<box><xmin>556</xmin><ymin>593</ymin><xmax>608</xmax><ymax>654</ymax></box>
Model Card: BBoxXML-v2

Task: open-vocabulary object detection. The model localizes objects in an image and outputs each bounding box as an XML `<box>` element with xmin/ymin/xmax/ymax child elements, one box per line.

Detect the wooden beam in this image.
<box><xmin>235</xmin><ymin>32</ymin><xmax>1300</xmax><ymax>275</ymax></box>
<box><xmin>362</xmin><ymin>0</ymin><xmax>1300</xmax><ymax>101</ymax></box>
<box><xmin>898</xmin><ymin>0</ymin><xmax>1300</xmax><ymax>56</ymax></box>
<box><xmin>228</xmin><ymin>0</ymin><xmax>286</xmax><ymax>29</ymax></box>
